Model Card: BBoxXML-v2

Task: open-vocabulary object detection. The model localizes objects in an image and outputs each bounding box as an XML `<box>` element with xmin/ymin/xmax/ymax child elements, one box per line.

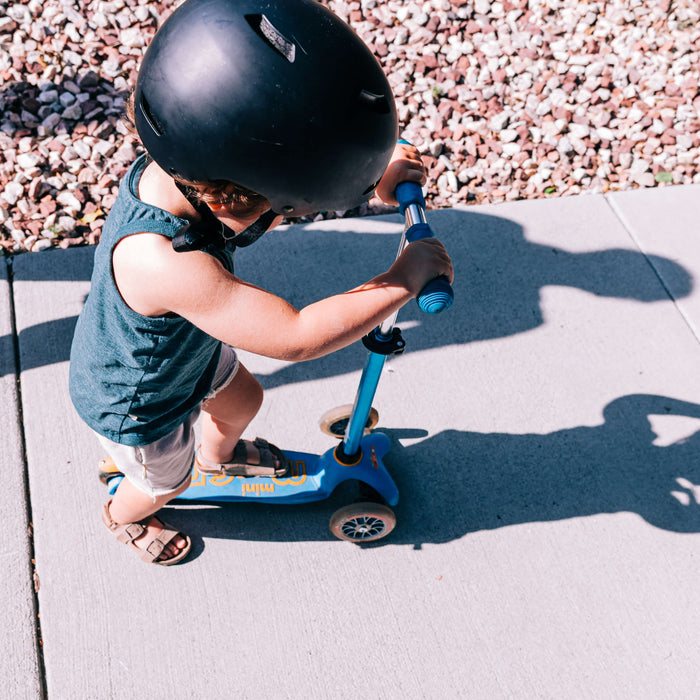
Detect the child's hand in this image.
<box><xmin>390</xmin><ymin>238</ymin><xmax>454</xmax><ymax>298</ymax></box>
<box><xmin>375</xmin><ymin>142</ymin><xmax>427</xmax><ymax>206</ymax></box>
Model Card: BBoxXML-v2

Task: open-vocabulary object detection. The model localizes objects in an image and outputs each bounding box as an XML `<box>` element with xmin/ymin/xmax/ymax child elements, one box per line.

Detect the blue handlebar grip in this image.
<box><xmin>395</xmin><ymin>177</ymin><xmax>454</xmax><ymax>314</ymax></box>
<box><xmin>417</xmin><ymin>277</ymin><xmax>454</xmax><ymax>314</ymax></box>
<box><xmin>395</xmin><ymin>181</ymin><xmax>425</xmax><ymax>214</ymax></box>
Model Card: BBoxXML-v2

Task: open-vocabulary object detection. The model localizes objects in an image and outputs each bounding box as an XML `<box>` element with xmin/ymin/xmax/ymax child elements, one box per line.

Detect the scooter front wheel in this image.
<box><xmin>319</xmin><ymin>404</ymin><xmax>379</xmax><ymax>438</ymax></box>
<box><xmin>329</xmin><ymin>502</ymin><xmax>396</xmax><ymax>543</ymax></box>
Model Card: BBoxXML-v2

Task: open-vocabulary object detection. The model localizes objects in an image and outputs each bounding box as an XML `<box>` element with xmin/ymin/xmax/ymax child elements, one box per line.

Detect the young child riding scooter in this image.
<box><xmin>69</xmin><ymin>0</ymin><xmax>453</xmax><ymax>565</ymax></box>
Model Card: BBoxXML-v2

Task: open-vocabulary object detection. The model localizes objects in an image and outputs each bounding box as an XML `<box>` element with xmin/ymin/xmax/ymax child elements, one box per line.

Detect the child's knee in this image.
<box><xmin>228</xmin><ymin>365</ymin><xmax>264</xmax><ymax>417</ymax></box>
<box><xmin>246</xmin><ymin>374</ymin><xmax>264</xmax><ymax>412</ymax></box>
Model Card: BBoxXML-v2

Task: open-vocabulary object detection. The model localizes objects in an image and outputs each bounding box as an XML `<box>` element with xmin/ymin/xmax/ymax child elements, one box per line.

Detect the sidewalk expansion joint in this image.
<box><xmin>6</xmin><ymin>256</ymin><xmax>48</xmax><ymax>699</ymax></box>
<box><xmin>604</xmin><ymin>194</ymin><xmax>700</xmax><ymax>348</ymax></box>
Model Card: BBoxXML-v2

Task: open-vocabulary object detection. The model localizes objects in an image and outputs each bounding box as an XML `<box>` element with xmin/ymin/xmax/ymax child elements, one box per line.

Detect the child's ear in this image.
<box><xmin>208</xmin><ymin>202</ymin><xmax>226</xmax><ymax>212</ymax></box>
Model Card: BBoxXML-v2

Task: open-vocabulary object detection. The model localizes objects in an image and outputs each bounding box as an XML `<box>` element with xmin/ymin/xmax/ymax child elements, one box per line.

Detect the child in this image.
<box><xmin>69</xmin><ymin>0</ymin><xmax>453</xmax><ymax>565</ymax></box>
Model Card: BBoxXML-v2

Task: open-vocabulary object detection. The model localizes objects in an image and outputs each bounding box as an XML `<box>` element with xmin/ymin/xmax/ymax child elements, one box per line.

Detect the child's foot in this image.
<box><xmin>137</xmin><ymin>516</ymin><xmax>190</xmax><ymax>562</ymax></box>
<box><xmin>196</xmin><ymin>437</ymin><xmax>287</xmax><ymax>477</ymax></box>
<box><xmin>102</xmin><ymin>500</ymin><xmax>192</xmax><ymax>565</ymax></box>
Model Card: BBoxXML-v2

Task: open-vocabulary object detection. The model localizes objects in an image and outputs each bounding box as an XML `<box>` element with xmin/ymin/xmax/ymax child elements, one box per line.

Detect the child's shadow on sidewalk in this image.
<box><xmin>180</xmin><ymin>394</ymin><xmax>700</xmax><ymax>549</ymax></box>
<box><xmin>4</xmin><ymin>206</ymin><xmax>693</xmax><ymax>378</ymax></box>
<box><xmin>241</xmin><ymin>208</ymin><xmax>692</xmax><ymax>389</ymax></box>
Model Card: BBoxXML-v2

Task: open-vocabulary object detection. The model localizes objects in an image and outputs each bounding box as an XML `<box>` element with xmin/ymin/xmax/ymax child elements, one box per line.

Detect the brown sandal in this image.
<box><xmin>195</xmin><ymin>437</ymin><xmax>288</xmax><ymax>477</ymax></box>
<box><xmin>101</xmin><ymin>500</ymin><xmax>192</xmax><ymax>566</ymax></box>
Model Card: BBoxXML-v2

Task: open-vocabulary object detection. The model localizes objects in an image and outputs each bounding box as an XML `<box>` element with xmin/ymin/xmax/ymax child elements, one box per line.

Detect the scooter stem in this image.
<box><xmin>338</xmin><ymin>171</ymin><xmax>454</xmax><ymax>461</ymax></box>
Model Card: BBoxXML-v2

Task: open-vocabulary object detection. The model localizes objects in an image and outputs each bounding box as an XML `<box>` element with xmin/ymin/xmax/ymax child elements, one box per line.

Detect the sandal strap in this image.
<box><xmin>135</xmin><ymin>520</ymin><xmax>189</xmax><ymax>565</ymax></box>
<box><xmin>117</xmin><ymin>522</ymin><xmax>147</xmax><ymax>544</ymax></box>
<box><xmin>102</xmin><ymin>501</ymin><xmax>147</xmax><ymax>543</ymax></box>
<box><xmin>196</xmin><ymin>438</ymin><xmax>287</xmax><ymax>477</ymax></box>
<box><xmin>141</xmin><ymin>526</ymin><xmax>178</xmax><ymax>562</ymax></box>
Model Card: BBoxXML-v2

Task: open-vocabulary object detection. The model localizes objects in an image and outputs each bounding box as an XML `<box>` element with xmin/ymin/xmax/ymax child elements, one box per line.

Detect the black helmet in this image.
<box><xmin>134</xmin><ymin>0</ymin><xmax>398</xmax><ymax>216</ymax></box>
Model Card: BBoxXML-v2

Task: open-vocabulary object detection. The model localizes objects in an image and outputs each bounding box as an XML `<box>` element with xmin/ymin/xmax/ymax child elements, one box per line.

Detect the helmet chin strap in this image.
<box><xmin>172</xmin><ymin>181</ymin><xmax>278</xmax><ymax>253</ymax></box>
<box><xmin>225</xmin><ymin>209</ymin><xmax>279</xmax><ymax>248</ymax></box>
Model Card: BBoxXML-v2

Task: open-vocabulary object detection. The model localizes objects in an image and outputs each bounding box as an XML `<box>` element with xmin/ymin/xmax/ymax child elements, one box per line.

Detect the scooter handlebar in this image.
<box><xmin>395</xmin><ymin>181</ymin><xmax>454</xmax><ymax>314</ymax></box>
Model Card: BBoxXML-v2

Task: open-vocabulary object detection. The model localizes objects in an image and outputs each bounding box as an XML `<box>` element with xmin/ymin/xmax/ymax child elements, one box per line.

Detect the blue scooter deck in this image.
<box><xmin>177</xmin><ymin>432</ymin><xmax>398</xmax><ymax>506</ymax></box>
<box><xmin>104</xmin><ymin>432</ymin><xmax>399</xmax><ymax>507</ymax></box>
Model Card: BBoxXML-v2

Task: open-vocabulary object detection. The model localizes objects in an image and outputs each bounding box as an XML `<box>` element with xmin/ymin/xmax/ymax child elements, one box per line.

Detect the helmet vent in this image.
<box><xmin>139</xmin><ymin>94</ymin><xmax>165</xmax><ymax>137</ymax></box>
<box><xmin>246</xmin><ymin>14</ymin><xmax>296</xmax><ymax>63</ymax></box>
<box><xmin>358</xmin><ymin>90</ymin><xmax>390</xmax><ymax>114</ymax></box>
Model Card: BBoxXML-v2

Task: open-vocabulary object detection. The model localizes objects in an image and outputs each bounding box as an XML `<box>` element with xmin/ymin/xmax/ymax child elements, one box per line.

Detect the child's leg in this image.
<box><xmin>198</xmin><ymin>362</ymin><xmax>265</xmax><ymax>464</ymax></box>
<box><xmin>96</xmin><ymin>414</ymin><xmax>198</xmax><ymax>563</ymax></box>
<box><xmin>107</xmin><ymin>475</ymin><xmax>191</xmax><ymax>561</ymax></box>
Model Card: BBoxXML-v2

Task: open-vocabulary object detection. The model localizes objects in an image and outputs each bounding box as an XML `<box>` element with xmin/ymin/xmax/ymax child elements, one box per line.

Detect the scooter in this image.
<box><xmin>99</xmin><ymin>179</ymin><xmax>453</xmax><ymax>543</ymax></box>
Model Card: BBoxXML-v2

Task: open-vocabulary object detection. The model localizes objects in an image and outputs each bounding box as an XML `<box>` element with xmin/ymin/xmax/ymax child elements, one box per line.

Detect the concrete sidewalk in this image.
<box><xmin>4</xmin><ymin>184</ymin><xmax>700</xmax><ymax>699</ymax></box>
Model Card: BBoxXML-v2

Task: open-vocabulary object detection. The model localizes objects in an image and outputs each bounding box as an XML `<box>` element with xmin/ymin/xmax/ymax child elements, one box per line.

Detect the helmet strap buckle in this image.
<box><xmin>171</xmin><ymin>182</ymin><xmax>274</xmax><ymax>253</ymax></box>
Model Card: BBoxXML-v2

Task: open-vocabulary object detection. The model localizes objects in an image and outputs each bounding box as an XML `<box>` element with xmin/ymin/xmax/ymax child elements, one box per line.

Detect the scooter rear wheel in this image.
<box><xmin>319</xmin><ymin>404</ymin><xmax>379</xmax><ymax>438</ymax></box>
<box><xmin>329</xmin><ymin>502</ymin><xmax>396</xmax><ymax>543</ymax></box>
<box><xmin>98</xmin><ymin>456</ymin><xmax>123</xmax><ymax>485</ymax></box>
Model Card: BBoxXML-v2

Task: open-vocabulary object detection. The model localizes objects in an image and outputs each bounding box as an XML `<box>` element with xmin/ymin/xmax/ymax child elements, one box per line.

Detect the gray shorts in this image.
<box><xmin>95</xmin><ymin>344</ymin><xmax>239</xmax><ymax>499</ymax></box>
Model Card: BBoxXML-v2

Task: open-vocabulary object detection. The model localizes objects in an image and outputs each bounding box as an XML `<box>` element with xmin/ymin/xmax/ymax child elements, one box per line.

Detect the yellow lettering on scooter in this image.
<box><xmin>210</xmin><ymin>473</ymin><xmax>235</xmax><ymax>486</ymax></box>
<box><xmin>272</xmin><ymin>460</ymin><xmax>307</xmax><ymax>486</ymax></box>
<box><xmin>191</xmin><ymin>465</ymin><xmax>239</xmax><ymax>488</ymax></box>
<box><xmin>190</xmin><ymin>461</ymin><xmax>307</xmax><ymax>490</ymax></box>
<box><xmin>241</xmin><ymin>482</ymin><xmax>276</xmax><ymax>497</ymax></box>
<box><xmin>190</xmin><ymin>464</ymin><xmax>206</xmax><ymax>487</ymax></box>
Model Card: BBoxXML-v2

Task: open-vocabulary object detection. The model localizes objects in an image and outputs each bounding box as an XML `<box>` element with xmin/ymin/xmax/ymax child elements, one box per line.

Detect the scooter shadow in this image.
<box><xmin>174</xmin><ymin>394</ymin><xmax>700</xmax><ymax>550</ymax></box>
<box><xmin>387</xmin><ymin>393</ymin><xmax>700</xmax><ymax>544</ymax></box>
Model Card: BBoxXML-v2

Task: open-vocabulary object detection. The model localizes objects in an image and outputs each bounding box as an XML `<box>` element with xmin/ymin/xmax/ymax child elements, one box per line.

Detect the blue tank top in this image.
<box><xmin>69</xmin><ymin>154</ymin><xmax>235</xmax><ymax>446</ymax></box>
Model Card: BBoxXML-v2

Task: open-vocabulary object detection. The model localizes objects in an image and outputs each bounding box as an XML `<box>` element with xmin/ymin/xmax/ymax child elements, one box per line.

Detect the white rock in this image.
<box><xmin>568</xmin><ymin>123</ymin><xmax>590</xmax><ymax>139</ymax></box>
<box><xmin>428</xmin><ymin>140</ymin><xmax>444</xmax><ymax>157</ymax></box>
<box><xmin>632</xmin><ymin>172</ymin><xmax>655</xmax><ymax>187</ymax></box>
<box><xmin>445</xmin><ymin>171</ymin><xmax>458</xmax><ymax>192</ymax></box>
<box><xmin>56</xmin><ymin>192</ymin><xmax>82</xmax><ymax>212</ymax></box>
<box><xmin>18</xmin><ymin>137</ymin><xmax>33</xmax><ymax>153</ymax></box>
<box><xmin>120</xmin><ymin>27</ymin><xmax>146</xmax><ymax>48</ymax></box>
<box><xmin>2</xmin><ymin>181</ymin><xmax>24</xmax><ymax>205</ymax></box>
<box><xmin>73</xmin><ymin>140</ymin><xmax>92</xmax><ymax>159</ymax></box>
<box><xmin>32</xmin><ymin>238</ymin><xmax>53</xmax><ymax>252</ymax></box>
<box><xmin>619</xmin><ymin>153</ymin><xmax>633</xmax><ymax>169</ymax></box>
<box><xmin>57</xmin><ymin>215</ymin><xmax>77</xmax><ymax>232</ymax></box>
<box><xmin>676</xmin><ymin>134</ymin><xmax>693</xmax><ymax>150</ymax></box>
<box><xmin>17</xmin><ymin>152</ymin><xmax>42</xmax><ymax>169</ymax></box>
<box><xmin>630</xmin><ymin>159</ymin><xmax>650</xmax><ymax>174</ymax></box>
<box><xmin>94</xmin><ymin>140</ymin><xmax>117</xmax><ymax>158</ymax></box>
<box><xmin>457</xmin><ymin>168</ymin><xmax>478</xmax><ymax>183</ymax></box>
<box><xmin>489</xmin><ymin>112</ymin><xmax>510</xmax><ymax>131</ymax></box>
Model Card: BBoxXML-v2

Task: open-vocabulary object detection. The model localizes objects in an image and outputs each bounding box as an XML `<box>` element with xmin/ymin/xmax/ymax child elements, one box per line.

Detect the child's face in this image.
<box><xmin>210</xmin><ymin>202</ymin><xmax>284</xmax><ymax>234</ymax></box>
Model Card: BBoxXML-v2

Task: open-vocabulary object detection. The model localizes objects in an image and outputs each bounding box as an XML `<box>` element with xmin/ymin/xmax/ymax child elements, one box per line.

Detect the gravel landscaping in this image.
<box><xmin>1</xmin><ymin>0</ymin><xmax>699</xmax><ymax>253</ymax></box>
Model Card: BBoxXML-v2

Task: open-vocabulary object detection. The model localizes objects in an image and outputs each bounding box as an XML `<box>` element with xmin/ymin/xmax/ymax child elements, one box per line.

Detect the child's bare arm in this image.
<box><xmin>113</xmin><ymin>232</ymin><xmax>452</xmax><ymax>362</ymax></box>
<box><xmin>209</xmin><ymin>237</ymin><xmax>451</xmax><ymax>361</ymax></box>
<box><xmin>114</xmin><ymin>143</ymin><xmax>446</xmax><ymax>361</ymax></box>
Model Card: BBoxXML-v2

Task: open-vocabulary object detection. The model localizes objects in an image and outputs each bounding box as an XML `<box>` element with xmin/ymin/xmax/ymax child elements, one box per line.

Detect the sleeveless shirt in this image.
<box><xmin>69</xmin><ymin>154</ymin><xmax>235</xmax><ymax>446</ymax></box>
